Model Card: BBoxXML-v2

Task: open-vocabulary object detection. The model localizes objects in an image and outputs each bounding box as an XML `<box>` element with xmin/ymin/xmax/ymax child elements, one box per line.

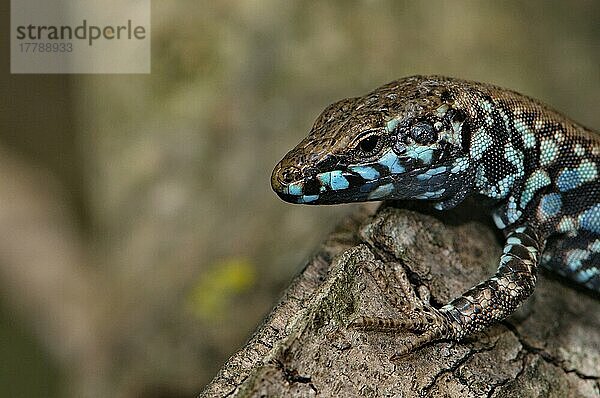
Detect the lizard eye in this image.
<box><xmin>357</xmin><ymin>134</ymin><xmax>380</xmax><ymax>154</ymax></box>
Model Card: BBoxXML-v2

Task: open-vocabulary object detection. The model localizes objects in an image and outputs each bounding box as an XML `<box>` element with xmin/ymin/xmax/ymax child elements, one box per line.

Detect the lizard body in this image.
<box><xmin>271</xmin><ymin>76</ymin><xmax>599</xmax><ymax>354</ymax></box>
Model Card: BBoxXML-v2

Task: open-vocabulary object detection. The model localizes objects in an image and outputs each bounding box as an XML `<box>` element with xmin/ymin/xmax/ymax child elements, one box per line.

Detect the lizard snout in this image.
<box><xmin>271</xmin><ymin>162</ymin><xmax>306</xmax><ymax>199</ymax></box>
<box><xmin>272</xmin><ymin>164</ymin><xmax>302</xmax><ymax>188</ymax></box>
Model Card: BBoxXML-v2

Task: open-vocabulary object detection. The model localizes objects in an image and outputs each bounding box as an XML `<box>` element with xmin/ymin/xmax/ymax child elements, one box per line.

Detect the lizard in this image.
<box><xmin>271</xmin><ymin>75</ymin><xmax>600</xmax><ymax>356</ymax></box>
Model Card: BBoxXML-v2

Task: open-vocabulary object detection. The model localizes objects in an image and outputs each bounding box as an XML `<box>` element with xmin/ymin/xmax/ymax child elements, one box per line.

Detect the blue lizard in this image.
<box><xmin>271</xmin><ymin>76</ymin><xmax>599</xmax><ymax>355</ymax></box>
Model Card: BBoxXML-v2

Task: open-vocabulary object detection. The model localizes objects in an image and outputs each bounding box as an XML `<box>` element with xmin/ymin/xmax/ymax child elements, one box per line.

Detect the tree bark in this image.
<box><xmin>200</xmin><ymin>202</ymin><xmax>600</xmax><ymax>398</ymax></box>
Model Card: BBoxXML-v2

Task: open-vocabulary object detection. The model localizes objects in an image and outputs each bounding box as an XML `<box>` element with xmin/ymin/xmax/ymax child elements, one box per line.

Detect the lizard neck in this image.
<box><xmin>458</xmin><ymin>91</ymin><xmax>543</xmax><ymax>229</ymax></box>
<box><xmin>459</xmin><ymin>88</ymin><xmax>598</xmax><ymax>233</ymax></box>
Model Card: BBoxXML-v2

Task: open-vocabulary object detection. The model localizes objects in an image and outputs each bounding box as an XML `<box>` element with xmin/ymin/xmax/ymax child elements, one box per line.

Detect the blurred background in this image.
<box><xmin>0</xmin><ymin>1</ymin><xmax>598</xmax><ymax>397</ymax></box>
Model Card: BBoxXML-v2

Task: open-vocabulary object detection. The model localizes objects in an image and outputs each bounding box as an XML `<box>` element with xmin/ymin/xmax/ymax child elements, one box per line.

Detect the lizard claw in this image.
<box><xmin>390</xmin><ymin>327</ymin><xmax>447</xmax><ymax>359</ymax></box>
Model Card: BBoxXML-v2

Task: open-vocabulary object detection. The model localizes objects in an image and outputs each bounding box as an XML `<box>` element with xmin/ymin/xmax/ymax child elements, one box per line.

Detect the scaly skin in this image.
<box><xmin>271</xmin><ymin>76</ymin><xmax>599</xmax><ymax>355</ymax></box>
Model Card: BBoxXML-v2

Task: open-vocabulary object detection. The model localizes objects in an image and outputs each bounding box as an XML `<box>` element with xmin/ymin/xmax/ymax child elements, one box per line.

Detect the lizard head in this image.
<box><xmin>272</xmin><ymin>76</ymin><xmax>476</xmax><ymax>208</ymax></box>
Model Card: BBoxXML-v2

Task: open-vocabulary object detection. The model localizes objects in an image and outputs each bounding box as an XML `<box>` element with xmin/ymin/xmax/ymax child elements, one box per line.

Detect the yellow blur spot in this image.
<box><xmin>188</xmin><ymin>257</ymin><xmax>256</xmax><ymax>320</ymax></box>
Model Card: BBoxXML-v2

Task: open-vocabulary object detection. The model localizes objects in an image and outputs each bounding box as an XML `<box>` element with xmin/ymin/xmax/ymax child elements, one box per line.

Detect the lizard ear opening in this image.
<box><xmin>409</xmin><ymin>121</ymin><xmax>436</xmax><ymax>144</ymax></box>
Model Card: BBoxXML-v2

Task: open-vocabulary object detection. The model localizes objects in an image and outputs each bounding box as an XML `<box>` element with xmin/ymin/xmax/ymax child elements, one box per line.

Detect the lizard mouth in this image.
<box><xmin>272</xmin><ymin>146</ymin><xmax>450</xmax><ymax>204</ymax></box>
<box><xmin>272</xmin><ymin>164</ymin><xmax>390</xmax><ymax>204</ymax></box>
<box><xmin>273</xmin><ymin>162</ymin><xmax>453</xmax><ymax>205</ymax></box>
<box><xmin>273</xmin><ymin>183</ymin><xmax>378</xmax><ymax>204</ymax></box>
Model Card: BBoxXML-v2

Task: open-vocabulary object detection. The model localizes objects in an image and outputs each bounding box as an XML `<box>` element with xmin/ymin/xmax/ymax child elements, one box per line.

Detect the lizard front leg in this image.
<box><xmin>352</xmin><ymin>224</ymin><xmax>543</xmax><ymax>358</ymax></box>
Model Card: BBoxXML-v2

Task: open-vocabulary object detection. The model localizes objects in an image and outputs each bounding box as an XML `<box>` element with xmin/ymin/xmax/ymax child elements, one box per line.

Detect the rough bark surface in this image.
<box><xmin>200</xmin><ymin>202</ymin><xmax>600</xmax><ymax>398</ymax></box>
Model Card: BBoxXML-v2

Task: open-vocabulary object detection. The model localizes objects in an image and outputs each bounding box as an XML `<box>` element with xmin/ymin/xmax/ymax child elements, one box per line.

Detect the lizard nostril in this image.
<box><xmin>280</xmin><ymin>167</ymin><xmax>302</xmax><ymax>184</ymax></box>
